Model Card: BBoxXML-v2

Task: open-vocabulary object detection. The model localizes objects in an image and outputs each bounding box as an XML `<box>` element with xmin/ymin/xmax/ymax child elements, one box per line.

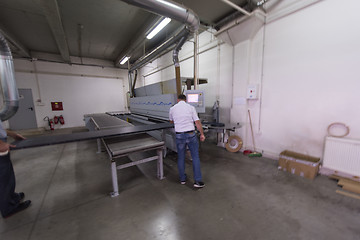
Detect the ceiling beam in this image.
<box><xmin>0</xmin><ymin>25</ymin><xmax>31</xmax><ymax>58</ymax></box>
<box><xmin>219</xmin><ymin>0</ymin><xmax>251</xmax><ymax>16</ymax></box>
<box><xmin>34</xmin><ymin>0</ymin><xmax>71</xmax><ymax>62</ymax></box>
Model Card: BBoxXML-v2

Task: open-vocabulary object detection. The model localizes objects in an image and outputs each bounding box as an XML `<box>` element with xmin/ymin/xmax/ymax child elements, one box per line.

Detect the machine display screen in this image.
<box><xmin>184</xmin><ymin>90</ymin><xmax>205</xmax><ymax>113</ymax></box>
<box><xmin>187</xmin><ymin>93</ymin><xmax>199</xmax><ymax>103</ymax></box>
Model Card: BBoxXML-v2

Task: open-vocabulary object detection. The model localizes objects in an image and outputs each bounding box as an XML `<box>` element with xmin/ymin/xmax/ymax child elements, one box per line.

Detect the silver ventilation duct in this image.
<box><xmin>173</xmin><ymin>32</ymin><xmax>189</xmax><ymax>95</ymax></box>
<box><xmin>130</xmin><ymin>28</ymin><xmax>189</xmax><ymax>72</ymax></box>
<box><xmin>128</xmin><ymin>29</ymin><xmax>189</xmax><ymax>97</ymax></box>
<box><xmin>121</xmin><ymin>0</ymin><xmax>199</xmax><ymax>33</ymax></box>
<box><xmin>121</xmin><ymin>0</ymin><xmax>199</xmax><ymax>96</ymax></box>
<box><xmin>0</xmin><ymin>32</ymin><xmax>19</xmax><ymax>121</ymax></box>
<box><xmin>172</xmin><ymin>31</ymin><xmax>189</xmax><ymax>67</ymax></box>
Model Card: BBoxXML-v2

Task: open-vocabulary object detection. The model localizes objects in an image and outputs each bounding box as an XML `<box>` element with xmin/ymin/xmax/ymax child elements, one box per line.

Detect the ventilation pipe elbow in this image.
<box><xmin>130</xmin><ymin>27</ymin><xmax>189</xmax><ymax>71</ymax></box>
<box><xmin>184</xmin><ymin>8</ymin><xmax>199</xmax><ymax>33</ymax></box>
<box><xmin>0</xmin><ymin>32</ymin><xmax>19</xmax><ymax>121</ymax></box>
<box><xmin>172</xmin><ymin>52</ymin><xmax>180</xmax><ymax>67</ymax></box>
<box><xmin>128</xmin><ymin>71</ymin><xmax>133</xmax><ymax>98</ymax></box>
<box><xmin>172</xmin><ymin>31</ymin><xmax>189</xmax><ymax>66</ymax></box>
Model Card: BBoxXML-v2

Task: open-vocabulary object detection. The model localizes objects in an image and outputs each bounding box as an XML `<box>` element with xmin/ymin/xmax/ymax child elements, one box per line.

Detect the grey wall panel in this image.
<box><xmin>162</xmin><ymin>79</ymin><xmax>177</xmax><ymax>94</ymax></box>
<box><xmin>134</xmin><ymin>87</ymin><xmax>146</xmax><ymax>97</ymax></box>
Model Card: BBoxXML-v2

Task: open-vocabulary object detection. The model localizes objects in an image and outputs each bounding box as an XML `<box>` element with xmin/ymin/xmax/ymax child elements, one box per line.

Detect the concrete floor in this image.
<box><xmin>0</xmin><ymin>128</ymin><xmax>359</xmax><ymax>240</ymax></box>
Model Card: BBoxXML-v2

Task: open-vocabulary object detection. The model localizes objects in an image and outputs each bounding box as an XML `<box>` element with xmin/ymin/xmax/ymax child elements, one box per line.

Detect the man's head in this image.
<box><xmin>177</xmin><ymin>94</ymin><xmax>186</xmax><ymax>102</ymax></box>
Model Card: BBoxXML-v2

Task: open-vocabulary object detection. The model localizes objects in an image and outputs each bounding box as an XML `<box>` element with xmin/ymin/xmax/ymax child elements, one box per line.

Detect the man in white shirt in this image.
<box><xmin>169</xmin><ymin>94</ymin><xmax>205</xmax><ymax>188</ymax></box>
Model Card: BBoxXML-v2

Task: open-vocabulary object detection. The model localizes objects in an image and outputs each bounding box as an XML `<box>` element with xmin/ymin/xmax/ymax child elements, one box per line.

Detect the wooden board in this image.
<box><xmin>320</xmin><ymin>167</ymin><xmax>360</xmax><ymax>183</ymax></box>
<box><xmin>336</xmin><ymin>190</ymin><xmax>360</xmax><ymax>200</ymax></box>
<box><xmin>338</xmin><ymin>178</ymin><xmax>360</xmax><ymax>194</ymax></box>
<box><xmin>342</xmin><ymin>185</ymin><xmax>360</xmax><ymax>195</ymax></box>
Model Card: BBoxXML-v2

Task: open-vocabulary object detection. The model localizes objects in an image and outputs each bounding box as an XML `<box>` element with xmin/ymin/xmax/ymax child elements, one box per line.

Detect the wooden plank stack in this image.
<box><xmin>331</xmin><ymin>175</ymin><xmax>360</xmax><ymax>200</ymax></box>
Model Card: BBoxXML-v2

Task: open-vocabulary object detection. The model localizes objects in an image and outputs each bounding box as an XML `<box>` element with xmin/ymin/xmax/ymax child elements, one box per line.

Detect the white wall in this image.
<box><xmin>11</xmin><ymin>58</ymin><xmax>128</xmax><ymax>129</ymax></box>
<box><xmin>263</xmin><ymin>0</ymin><xmax>360</xmax><ymax>157</ymax></box>
<box><xmin>229</xmin><ymin>0</ymin><xmax>360</xmax><ymax>159</ymax></box>
<box><xmin>137</xmin><ymin>0</ymin><xmax>360</xmax><ymax>160</ymax></box>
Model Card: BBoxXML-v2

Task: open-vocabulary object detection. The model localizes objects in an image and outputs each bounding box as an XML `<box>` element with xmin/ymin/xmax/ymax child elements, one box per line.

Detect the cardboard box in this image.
<box><xmin>278</xmin><ymin>150</ymin><xmax>320</xmax><ymax>180</ymax></box>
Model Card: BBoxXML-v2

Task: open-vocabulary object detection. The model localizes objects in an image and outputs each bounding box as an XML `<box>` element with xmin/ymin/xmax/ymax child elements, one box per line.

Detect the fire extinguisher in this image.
<box><xmin>54</xmin><ymin>115</ymin><xmax>59</xmax><ymax>124</ymax></box>
<box><xmin>43</xmin><ymin>116</ymin><xmax>54</xmax><ymax>130</ymax></box>
<box><xmin>49</xmin><ymin>119</ymin><xmax>54</xmax><ymax>130</ymax></box>
<box><xmin>59</xmin><ymin>115</ymin><xmax>65</xmax><ymax>125</ymax></box>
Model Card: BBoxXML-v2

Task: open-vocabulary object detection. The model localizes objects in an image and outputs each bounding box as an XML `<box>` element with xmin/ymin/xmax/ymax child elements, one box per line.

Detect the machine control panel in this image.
<box><xmin>184</xmin><ymin>90</ymin><xmax>205</xmax><ymax>113</ymax></box>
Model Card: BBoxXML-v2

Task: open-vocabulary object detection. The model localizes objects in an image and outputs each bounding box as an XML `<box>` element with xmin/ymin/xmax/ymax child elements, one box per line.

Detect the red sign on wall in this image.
<box><xmin>51</xmin><ymin>102</ymin><xmax>63</xmax><ymax>111</ymax></box>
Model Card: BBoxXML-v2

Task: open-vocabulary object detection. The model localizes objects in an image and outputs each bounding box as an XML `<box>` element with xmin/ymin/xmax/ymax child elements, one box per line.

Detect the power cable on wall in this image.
<box><xmin>14</xmin><ymin>56</ymin><xmax>125</xmax><ymax>70</ymax></box>
<box><xmin>216</xmin><ymin>41</ymin><xmax>221</xmax><ymax>103</ymax></box>
<box><xmin>257</xmin><ymin>20</ymin><xmax>266</xmax><ymax>133</ymax></box>
<box><xmin>32</xmin><ymin>60</ymin><xmax>43</xmax><ymax>105</ymax></box>
<box><xmin>17</xmin><ymin>69</ymin><xmax>123</xmax><ymax>80</ymax></box>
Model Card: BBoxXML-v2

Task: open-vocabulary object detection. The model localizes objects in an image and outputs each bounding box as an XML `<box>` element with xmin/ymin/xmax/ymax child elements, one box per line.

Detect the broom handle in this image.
<box><xmin>248</xmin><ymin>109</ymin><xmax>256</xmax><ymax>152</ymax></box>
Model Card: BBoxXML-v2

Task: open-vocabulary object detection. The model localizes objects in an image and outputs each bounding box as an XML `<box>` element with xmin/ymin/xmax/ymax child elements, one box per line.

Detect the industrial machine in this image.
<box><xmin>108</xmin><ymin>77</ymin><xmax>208</xmax><ymax>153</ymax></box>
<box><xmin>104</xmin><ymin>77</ymin><xmax>242</xmax><ymax>153</ymax></box>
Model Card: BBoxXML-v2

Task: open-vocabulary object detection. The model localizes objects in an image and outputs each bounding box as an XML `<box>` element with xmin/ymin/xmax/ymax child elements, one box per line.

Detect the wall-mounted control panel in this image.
<box><xmin>247</xmin><ymin>84</ymin><xmax>258</xmax><ymax>99</ymax></box>
<box><xmin>184</xmin><ymin>90</ymin><xmax>205</xmax><ymax>113</ymax></box>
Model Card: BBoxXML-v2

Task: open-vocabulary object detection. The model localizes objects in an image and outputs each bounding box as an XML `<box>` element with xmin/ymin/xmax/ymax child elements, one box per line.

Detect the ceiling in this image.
<box><xmin>0</xmin><ymin>0</ymin><xmax>265</xmax><ymax>69</ymax></box>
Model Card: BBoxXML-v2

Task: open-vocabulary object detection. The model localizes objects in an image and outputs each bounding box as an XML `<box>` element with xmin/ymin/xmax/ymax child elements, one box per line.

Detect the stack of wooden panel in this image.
<box><xmin>332</xmin><ymin>176</ymin><xmax>360</xmax><ymax>200</ymax></box>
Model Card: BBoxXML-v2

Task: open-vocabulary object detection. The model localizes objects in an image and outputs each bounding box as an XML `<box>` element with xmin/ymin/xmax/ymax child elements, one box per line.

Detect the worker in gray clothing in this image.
<box><xmin>0</xmin><ymin>122</ymin><xmax>31</xmax><ymax>218</ymax></box>
<box><xmin>169</xmin><ymin>94</ymin><xmax>206</xmax><ymax>188</ymax></box>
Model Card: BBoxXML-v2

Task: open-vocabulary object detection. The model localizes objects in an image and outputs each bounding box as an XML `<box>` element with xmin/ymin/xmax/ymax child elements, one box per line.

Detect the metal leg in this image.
<box><xmin>161</xmin><ymin>130</ymin><xmax>168</xmax><ymax>157</ymax></box>
<box><xmin>110</xmin><ymin>161</ymin><xmax>119</xmax><ymax>197</ymax></box>
<box><xmin>163</xmin><ymin>147</ymin><xmax>167</xmax><ymax>158</ymax></box>
<box><xmin>161</xmin><ymin>129</ymin><xmax>166</xmax><ymax>142</ymax></box>
<box><xmin>157</xmin><ymin>149</ymin><xmax>164</xmax><ymax>180</ymax></box>
<box><xmin>217</xmin><ymin>130</ymin><xmax>228</xmax><ymax>148</ymax></box>
<box><xmin>96</xmin><ymin>138</ymin><xmax>102</xmax><ymax>153</ymax></box>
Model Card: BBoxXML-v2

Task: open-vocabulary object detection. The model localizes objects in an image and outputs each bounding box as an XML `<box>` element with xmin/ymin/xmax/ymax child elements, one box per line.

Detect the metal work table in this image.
<box><xmin>85</xmin><ymin>113</ymin><xmax>133</xmax><ymax>129</ymax></box>
<box><xmin>11</xmin><ymin>113</ymin><xmax>171</xmax><ymax>197</ymax></box>
<box><xmin>12</xmin><ymin>120</ymin><xmax>172</xmax><ymax>150</ymax></box>
<box><xmin>103</xmin><ymin>134</ymin><xmax>164</xmax><ymax>197</ymax></box>
<box><xmin>86</xmin><ymin>113</ymin><xmax>167</xmax><ymax>197</ymax></box>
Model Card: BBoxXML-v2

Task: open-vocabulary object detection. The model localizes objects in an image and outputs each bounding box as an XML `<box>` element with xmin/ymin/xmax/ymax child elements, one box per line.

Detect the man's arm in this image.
<box><xmin>195</xmin><ymin>120</ymin><xmax>205</xmax><ymax>142</ymax></box>
<box><xmin>169</xmin><ymin>108</ymin><xmax>174</xmax><ymax>124</ymax></box>
<box><xmin>6</xmin><ymin>130</ymin><xmax>25</xmax><ymax>141</ymax></box>
<box><xmin>0</xmin><ymin>140</ymin><xmax>14</xmax><ymax>152</ymax></box>
<box><xmin>2</xmin><ymin>130</ymin><xmax>25</xmax><ymax>152</ymax></box>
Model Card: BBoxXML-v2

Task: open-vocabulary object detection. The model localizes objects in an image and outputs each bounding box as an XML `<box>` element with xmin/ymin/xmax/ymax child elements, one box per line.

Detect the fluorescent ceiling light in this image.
<box><xmin>256</xmin><ymin>0</ymin><xmax>268</xmax><ymax>6</ymax></box>
<box><xmin>146</xmin><ymin>17</ymin><xmax>171</xmax><ymax>40</ymax></box>
<box><xmin>120</xmin><ymin>56</ymin><xmax>129</xmax><ymax>65</ymax></box>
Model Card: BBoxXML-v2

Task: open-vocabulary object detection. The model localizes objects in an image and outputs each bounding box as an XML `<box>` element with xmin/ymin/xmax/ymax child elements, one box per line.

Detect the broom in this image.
<box><xmin>248</xmin><ymin>109</ymin><xmax>262</xmax><ymax>157</ymax></box>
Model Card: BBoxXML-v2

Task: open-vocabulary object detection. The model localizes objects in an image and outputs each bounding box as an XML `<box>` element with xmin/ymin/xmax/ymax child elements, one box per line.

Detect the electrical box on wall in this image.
<box><xmin>247</xmin><ymin>84</ymin><xmax>258</xmax><ymax>99</ymax></box>
<box><xmin>51</xmin><ymin>102</ymin><xmax>63</xmax><ymax>111</ymax></box>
